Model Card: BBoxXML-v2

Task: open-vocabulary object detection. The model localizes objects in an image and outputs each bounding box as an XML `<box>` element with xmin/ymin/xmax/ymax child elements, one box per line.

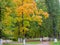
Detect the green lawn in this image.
<box><xmin>26</xmin><ymin>41</ymin><xmax>40</xmax><ymax>44</ymax></box>
<box><xmin>50</xmin><ymin>41</ymin><xmax>60</xmax><ymax>45</ymax></box>
<box><xmin>4</xmin><ymin>41</ymin><xmax>40</xmax><ymax>45</ymax></box>
<box><xmin>4</xmin><ymin>43</ymin><xmax>22</xmax><ymax>45</ymax></box>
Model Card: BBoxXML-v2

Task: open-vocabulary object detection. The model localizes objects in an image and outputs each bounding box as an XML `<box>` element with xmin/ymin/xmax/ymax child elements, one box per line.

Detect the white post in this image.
<box><xmin>23</xmin><ymin>38</ymin><xmax>26</xmax><ymax>45</ymax></box>
<box><xmin>0</xmin><ymin>39</ymin><xmax>3</xmax><ymax>45</ymax></box>
<box><xmin>54</xmin><ymin>38</ymin><xmax>58</xmax><ymax>43</ymax></box>
<box><xmin>59</xmin><ymin>0</ymin><xmax>60</xmax><ymax>3</ymax></box>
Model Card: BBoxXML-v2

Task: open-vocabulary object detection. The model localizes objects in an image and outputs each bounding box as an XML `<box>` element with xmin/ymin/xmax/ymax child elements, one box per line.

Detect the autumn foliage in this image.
<box><xmin>1</xmin><ymin>0</ymin><xmax>49</xmax><ymax>38</ymax></box>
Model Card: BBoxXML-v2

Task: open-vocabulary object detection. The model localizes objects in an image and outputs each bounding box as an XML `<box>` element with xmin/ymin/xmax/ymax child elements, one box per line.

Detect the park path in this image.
<box><xmin>37</xmin><ymin>41</ymin><xmax>50</xmax><ymax>45</ymax></box>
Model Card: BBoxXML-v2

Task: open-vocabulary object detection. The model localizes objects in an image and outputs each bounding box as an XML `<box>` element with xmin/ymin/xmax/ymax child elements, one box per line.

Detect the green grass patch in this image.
<box><xmin>26</xmin><ymin>41</ymin><xmax>40</xmax><ymax>44</ymax></box>
<box><xmin>4</xmin><ymin>43</ymin><xmax>22</xmax><ymax>45</ymax></box>
<box><xmin>50</xmin><ymin>41</ymin><xmax>60</xmax><ymax>45</ymax></box>
<box><xmin>4</xmin><ymin>41</ymin><xmax>40</xmax><ymax>45</ymax></box>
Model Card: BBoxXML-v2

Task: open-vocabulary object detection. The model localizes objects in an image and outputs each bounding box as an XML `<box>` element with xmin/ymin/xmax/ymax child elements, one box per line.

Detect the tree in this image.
<box><xmin>1</xmin><ymin>0</ymin><xmax>49</xmax><ymax>38</ymax></box>
<box><xmin>45</xmin><ymin>0</ymin><xmax>59</xmax><ymax>42</ymax></box>
<box><xmin>1</xmin><ymin>0</ymin><xmax>49</xmax><ymax>45</ymax></box>
<box><xmin>13</xmin><ymin>0</ymin><xmax>49</xmax><ymax>44</ymax></box>
<box><xmin>35</xmin><ymin>0</ymin><xmax>51</xmax><ymax>38</ymax></box>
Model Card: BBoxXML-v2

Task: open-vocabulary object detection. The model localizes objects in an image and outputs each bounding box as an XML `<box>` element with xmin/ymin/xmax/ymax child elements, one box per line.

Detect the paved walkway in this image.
<box><xmin>37</xmin><ymin>41</ymin><xmax>50</xmax><ymax>45</ymax></box>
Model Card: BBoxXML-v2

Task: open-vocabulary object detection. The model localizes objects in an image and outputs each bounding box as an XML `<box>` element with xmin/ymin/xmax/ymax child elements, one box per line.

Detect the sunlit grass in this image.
<box><xmin>26</xmin><ymin>41</ymin><xmax>40</xmax><ymax>44</ymax></box>
<box><xmin>50</xmin><ymin>41</ymin><xmax>60</xmax><ymax>45</ymax></box>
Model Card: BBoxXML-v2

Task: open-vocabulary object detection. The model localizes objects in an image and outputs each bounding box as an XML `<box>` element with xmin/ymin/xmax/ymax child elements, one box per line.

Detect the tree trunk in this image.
<box><xmin>18</xmin><ymin>38</ymin><xmax>23</xmax><ymax>43</ymax></box>
<box><xmin>0</xmin><ymin>39</ymin><xmax>3</xmax><ymax>45</ymax></box>
<box><xmin>23</xmin><ymin>38</ymin><xmax>26</xmax><ymax>45</ymax></box>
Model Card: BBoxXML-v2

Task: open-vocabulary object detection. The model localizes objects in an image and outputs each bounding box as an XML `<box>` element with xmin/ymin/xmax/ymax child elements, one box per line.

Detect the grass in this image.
<box><xmin>4</xmin><ymin>44</ymin><xmax>22</xmax><ymax>45</ymax></box>
<box><xmin>4</xmin><ymin>41</ymin><xmax>40</xmax><ymax>45</ymax></box>
<box><xmin>50</xmin><ymin>41</ymin><xmax>60</xmax><ymax>45</ymax></box>
<box><xmin>26</xmin><ymin>41</ymin><xmax>40</xmax><ymax>44</ymax></box>
<box><xmin>4</xmin><ymin>43</ymin><xmax>22</xmax><ymax>45</ymax></box>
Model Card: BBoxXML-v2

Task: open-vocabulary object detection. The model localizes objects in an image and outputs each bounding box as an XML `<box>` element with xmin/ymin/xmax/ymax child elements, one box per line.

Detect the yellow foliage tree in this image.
<box><xmin>2</xmin><ymin>0</ymin><xmax>49</xmax><ymax>38</ymax></box>
<box><xmin>14</xmin><ymin>0</ymin><xmax>49</xmax><ymax>36</ymax></box>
